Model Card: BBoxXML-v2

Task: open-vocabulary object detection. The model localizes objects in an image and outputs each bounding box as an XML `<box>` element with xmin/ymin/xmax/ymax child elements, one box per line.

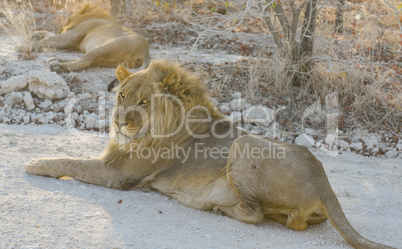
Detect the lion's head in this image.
<box><xmin>110</xmin><ymin>59</ymin><xmax>222</xmax><ymax>149</ymax></box>
<box><xmin>60</xmin><ymin>4</ymin><xmax>115</xmax><ymax>33</ymax></box>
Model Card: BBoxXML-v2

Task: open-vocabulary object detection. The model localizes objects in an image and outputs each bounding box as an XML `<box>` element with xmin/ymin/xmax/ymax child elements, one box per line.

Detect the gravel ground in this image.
<box><xmin>0</xmin><ymin>124</ymin><xmax>400</xmax><ymax>249</ymax></box>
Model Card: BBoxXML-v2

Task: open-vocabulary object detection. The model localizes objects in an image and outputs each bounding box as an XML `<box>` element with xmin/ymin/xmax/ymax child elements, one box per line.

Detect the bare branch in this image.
<box><xmin>382</xmin><ymin>0</ymin><xmax>402</xmax><ymax>32</ymax></box>
<box><xmin>263</xmin><ymin>14</ymin><xmax>284</xmax><ymax>48</ymax></box>
<box><xmin>273</xmin><ymin>2</ymin><xmax>291</xmax><ymax>39</ymax></box>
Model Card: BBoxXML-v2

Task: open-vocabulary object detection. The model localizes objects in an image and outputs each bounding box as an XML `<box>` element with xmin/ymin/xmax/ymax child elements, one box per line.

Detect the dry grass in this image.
<box><xmin>0</xmin><ymin>0</ymin><xmax>400</xmax><ymax>132</ymax></box>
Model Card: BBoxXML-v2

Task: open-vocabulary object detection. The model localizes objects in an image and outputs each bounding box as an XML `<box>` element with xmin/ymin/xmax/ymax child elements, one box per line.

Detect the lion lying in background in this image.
<box><xmin>25</xmin><ymin>60</ymin><xmax>395</xmax><ymax>249</ymax></box>
<box><xmin>16</xmin><ymin>5</ymin><xmax>150</xmax><ymax>73</ymax></box>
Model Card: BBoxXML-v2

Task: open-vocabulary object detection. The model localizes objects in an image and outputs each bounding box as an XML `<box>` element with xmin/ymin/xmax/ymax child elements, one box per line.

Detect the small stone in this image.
<box><xmin>369</xmin><ymin>135</ymin><xmax>379</xmax><ymax>146</ymax></box>
<box><xmin>23</xmin><ymin>92</ymin><xmax>35</xmax><ymax>110</ymax></box>
<box><xmin>28</xmin><ymin>70</ymin><xmax>70</xmax><ymax>99</ymax></box>
<box><xmin>231</xmin><ymin>92</ymin><xmax>242</xmax><ymax>99</ymax></box>
<box><xmin>305</xmin><ymin>128</ymin><xmax>317</xmax><ymax>135</ymax></box>
<box><xmin>0</xmin><ymin>110</ymin><xmax>5</xmax><ymax>120</ymax></box>
<box><xmin>385</xmin><ymin>150</ymin><xmax>398</xmax><ymax>158</ymax></box>
<box><xmin>23</xmin><ymin>115</ymin><xmax>30</xmax><ymax>124</ymax></box>
<box><xmin>229</xmin><ymin>98</ymin><xmax>247</xmax><ymax>111</ymax></box>
<box><xmin>295</xmin><ymin>133</ymin><xmax>314</xmax><ymax>149</ymax></box>
<box><xmin>70</xmin><ymin>112</ymin><xmax>79</xmax><ymax>121</ymax></box>
<box><xmin>0</xmin><ymin>75</ymin><xmax>28</xmax><ymax>94</ymax></box>
<box><xmin>85</xmin><ymin>114</ymin><xmax>97</xmax><ymax>129</ymax></box>
<box><xmin>350</xmin><ymin>142</ymin><xmax>363</xmax><ymax>152</ymax></box>
<box><xmin>3</xmin><ymin>116</ymin><xmax>10</xmax><ymax>123</ymax></box>
<box><xmin>4</xmin><ymin>92</ymin><xmax>24</xmax><ymax>106</ymax></box>
<box><xmin>39</xmin><ymin>99</ymin><xmax>52</xmax><ymax>109</ymax></box>
<box><xmin>219</xmin><ymin>105</ymin><xmax>231</xmax><ymax>115</ymax></box>
<box><xmin>9</xmin><ymin>137</ymin><xmax>18</xmax><ymax>145</ymax></box>
<box><xmin>338</xmin><ymin>140</ymin><xmax>349</xmax><ymax>150</ymax></box>
<box><xmin>250</xmin><ymin>129</ymin><xmax>260</xmax><ymax>135</ymax></box>
<box><xmin>325</xmin><ymin>135</ymin><xmax>336</xmax><ymax>147</ymax></box>
<box><xmin>243</xmin><ymin>106</ymin><xmax>275</xmax><ymax>127</ymax></box>
<box><xmin>371</xmin><ymin>147</ymin><xmax>379</xmax><ymax>153</ymax></box>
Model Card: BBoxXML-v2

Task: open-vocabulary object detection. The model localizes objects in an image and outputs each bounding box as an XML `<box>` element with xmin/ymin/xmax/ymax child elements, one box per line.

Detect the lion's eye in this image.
<box><xmin>139</xmin><ymin>98</ymin><xmax>149</xmax><ymax>106</ymax></box>
<box><xmin>119</xmin><ymin>92</ymin><xmax>125</xmax><ymax>100</ymax></box>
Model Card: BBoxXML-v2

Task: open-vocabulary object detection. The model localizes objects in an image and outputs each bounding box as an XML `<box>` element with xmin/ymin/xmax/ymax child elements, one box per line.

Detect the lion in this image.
<box><xmin>15</xmin><ymin>4</ymin><xmax>150</xmax><ymax>73</ymax></box>
<box><xmin>25</xmin><ymin>60</ymin><xmax>395</xmax><ymax>249</ymax></box>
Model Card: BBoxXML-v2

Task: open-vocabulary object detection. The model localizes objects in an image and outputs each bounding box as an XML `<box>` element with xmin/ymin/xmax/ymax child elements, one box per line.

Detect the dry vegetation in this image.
<box><xmin>0</xmin><ymin>0</ymin><xmax>401</xmax><ymax>135</ymax></box>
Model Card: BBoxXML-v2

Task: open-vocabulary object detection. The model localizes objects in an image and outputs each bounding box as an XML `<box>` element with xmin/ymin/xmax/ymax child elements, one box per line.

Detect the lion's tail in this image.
<box><xmin>321</xmin><ymin>188</ymin><xmax>395</xmax><ymax>249</ymax></box>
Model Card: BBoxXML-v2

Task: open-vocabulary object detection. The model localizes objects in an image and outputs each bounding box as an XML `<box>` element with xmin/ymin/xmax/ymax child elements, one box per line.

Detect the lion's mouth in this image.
<box><xmin>114</xmin><ymin>124</ymin><xmax>146</xmax><ymax>139</ymax></box>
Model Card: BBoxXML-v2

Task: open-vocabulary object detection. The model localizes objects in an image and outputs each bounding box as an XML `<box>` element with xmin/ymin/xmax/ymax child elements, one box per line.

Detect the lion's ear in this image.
<box><xmin>162</xmin><ymin>72</ymin><xmax>181</xmax><ymax>88</ymax></box>
<box><xmin>116</xmin><ymin>65</ymin><xmax>132</xmax><ymax>83</ymax></box>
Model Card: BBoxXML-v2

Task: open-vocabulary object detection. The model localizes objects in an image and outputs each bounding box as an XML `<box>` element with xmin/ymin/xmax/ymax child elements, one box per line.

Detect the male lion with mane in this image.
<box><xmin>16</xmin><ymin>5</ymin><xmax>150</xmax><ymax>72</ymax></box>
<box><xmin>25</xmin><ymin>60</ymin><xmax>395</xmax><ymax>249</ymax></box>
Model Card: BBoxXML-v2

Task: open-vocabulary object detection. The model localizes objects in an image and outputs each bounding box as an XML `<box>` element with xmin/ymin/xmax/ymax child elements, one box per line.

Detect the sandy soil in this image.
<box><xmin>0</xmin><ymin>6</ymin><xmax>400</xmax><ymax>248</ymax></box>
<box><xmin>0</xmin><ymin>124</ymin><xmax>400</xmax><ymax>249</ymax></box>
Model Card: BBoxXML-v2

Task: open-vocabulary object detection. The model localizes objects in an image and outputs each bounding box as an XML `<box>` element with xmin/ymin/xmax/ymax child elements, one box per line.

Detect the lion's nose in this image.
<box><xmin>115</xmin><ymin>121</ymin><xmax>128</xmax><ymax>128</ymax></box>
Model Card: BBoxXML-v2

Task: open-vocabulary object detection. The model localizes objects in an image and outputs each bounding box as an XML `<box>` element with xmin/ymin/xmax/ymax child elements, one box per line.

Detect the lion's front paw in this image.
<box><xmin>15</xmin><ymin>43</ymin><xmax>30</xmax><ymax>53</ymax></box>
<box><xmin>25</xmin><ymin>159</ymin><xmax>46</xmax><ymax>175</ymax></box>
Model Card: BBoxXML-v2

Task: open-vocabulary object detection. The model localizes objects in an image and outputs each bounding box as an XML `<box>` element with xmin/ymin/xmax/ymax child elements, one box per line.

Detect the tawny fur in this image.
<box><xmin>16</xmin><ymin>4</ymin><xmax>150</xmax><ymax>72</ymax></box>
<box><xmin>25</xmin><ymin>60</ymin><xmax>395</xmax><ymax>249</ymax></box>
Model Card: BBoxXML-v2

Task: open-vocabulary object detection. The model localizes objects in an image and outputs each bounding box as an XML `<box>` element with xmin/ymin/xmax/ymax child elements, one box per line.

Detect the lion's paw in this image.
<box><xmin>49</xmin><ymin>61</ymin><xmax>62</xmax><ymax>73</ymax></box>
<box><xmin>30</xmin><ymin>32</ymin><xmax>45</xmax><ymax>42</ymax></box>
<box><xmin>15</xmin><ymin>43</ymin><xmax>29</xmax><ymax>53</ymax></box>
<box><xmin>24</xmin><ymin>159</ymin><xmax>48</xmax><ymax>175</ymax></box>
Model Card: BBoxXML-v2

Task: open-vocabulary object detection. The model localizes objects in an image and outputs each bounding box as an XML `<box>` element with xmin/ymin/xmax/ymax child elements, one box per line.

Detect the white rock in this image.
<box><xmin>295</xmin><ymin>133</ymin><xmax>314</xmax><ymax>149</ymax></box>
<box><xmin>38</xmin><ymin>116</ymin><xmax>49</xmax><ymax>124</ymax></box>
<box><xmin>39</xmin><ymin>99</ymin><xmax>52</xmax><ymax>109</ymax></box>
<box><xmin>23</xmin><ymin>92</ymin><xmax>35</xmax><ymax>110</ymax></box>
<box><xmin>243</xmin><ymin>106</ymin><xmax>275</xmax><ymax>127</ymax></box>
<box><xmin>338</xmin><ymin>140</ymin><xmax>349</xmax><ymax>150</ymax></box>
<box><xmin>219</xmin><ymin>105</ymin><xmax>231</xmax><ymax>115</ymax></box>
<box><xmin>23</xmin><ymin>115</ymin><xmax>30</xmax><ymax>124</ymax></box>
<box><xmin>98</xmin><ymin>119</ymin><xmax>106</xmax><ymax>130</ymax></box>
<box><xmin>250</xmin><ymin>129</ymin><xmax>261</xmax><ymax>135</ymax></box>
<box><xmin>85</xmin><ymin>114</ymin><xmax>97</xmax><ymax>129</ymax></box>
<box><xmin>9</xmin><ymin>137</ymin><xmax>18</xmax><ymax>145</ymax></box>
<box><xmin>229</xmin><ymin>98</ymin><xmax>247</xmax><ymax>111</ymax></box>
<box><xmin>350</xmin><ymin>142</ymin><xmax>363</xmax><ymax>152</ymax></box>
<box><xmin>229</xmin><ymin>111</ymin><xmax>242</xmax><ymax>123</ymax></box>
<box><xmin>397</xmin><ymin>144</ymin><xmax>402</xmax><ymax>151</ymax></box>
<box><xmin>46</xmin><ymin>111</ymin><xmax>56</xmax><ymax>120</ymax></box>
<box><xmin>70</xmin><ymin>112</ymin><xmax>79</xmax><ymax>121</ymax></box>
<box><xmin>0</xmin><ymin>75</ymin><xmax>28</xmax><ymax>94</ymax></box>
<box><xmin>0</xmin><ymin>110</ymin><xmax>5</xmax><ymax>120</ymax></box>
<box><xmin>231</xmin><ymin>92</ymin><xmax>242</xmax><ymax>99</ymax></box>
<box><xmin>305</xmin><ymin>128</ymin><xmax>317</xmax><ymax>135</ymax></box>
<box><xmin>363</xmin><ymin>139</ymin><xmax>374</xmax><ymax>151</ymax></box>
<box><xmin>67</xmin><ymin>92</ymin><xmax>75</xmax><ymax>98</ymax></box>
<box><xmin>371</xmin><ymin>147</ymin><xmax>379</xmax><ymax>153</ymax></box>
<box><xmin>4</xmin><ymin>92</ymin><xmax>23</xmax><ymax>106</ymax></box>
<box><xmin>3</xmin><ymin>116</ymin><xmax>10</xmax><ymax>123</ymax></box>
<box><xmin>369</xmin><ymin>135</ymin><xmax>379</xmax><ymax>146</ymax></box>
<box><xmin>325</xmin><ymin>135</ymin><xmax>336</xmax><ymax>147</ymax></box>
<box><xmin>28</xmin><ymin>70</ymin><xmax>70</xmax><ymax>100</ymax></box>
<box><xmin>385</xmin><ymin>150</ymin><xmax>398</xmax><ymax>158</ymax></box>
<box><xmin>14</xmin><ymin>115</ymin><xmax>23</xmax><ymax>124</ymax></box>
